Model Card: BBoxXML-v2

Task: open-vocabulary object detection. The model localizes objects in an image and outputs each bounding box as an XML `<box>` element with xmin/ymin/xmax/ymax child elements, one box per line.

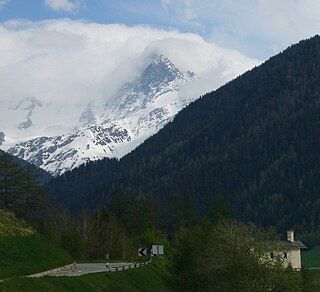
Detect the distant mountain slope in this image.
<box><xmin>50</xmin><ymin>35</ymin><xmax>320</xmax><ymax>235</ymax></box>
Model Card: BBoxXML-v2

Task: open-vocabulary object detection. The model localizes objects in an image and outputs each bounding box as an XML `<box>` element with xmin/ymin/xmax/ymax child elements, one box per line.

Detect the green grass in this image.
<box><xmin>0</xmin><ymin>233</ymin><xmax>74</xmax><ymax>280</ymax></box>
<box><xmin>0</xmin><ymin>260</ymin><xmax>170</xmax><ymax>292</ymax></box>
<box><xmin>302</xmin><ymin>248</ymin><xmax>320</xmax><ymax>268</ymax></box>
<box><xmin>299</xmin><ymin>249</ymin><xmax>320</xmax><ymax>291</ymax></box>
<box><xmin>302</xmin><ymin>269</ymin><xmax>320</xmax><ymax>291</ymax></box>
<box><xmin>0</xmin><ymin>211</ymin><xmax>34</xmax><ymax>237</ymax></box>
<box><xmin>0</xmin><ymin>212</ymin><xmax>73</xmax><ymax>280</ymax></box>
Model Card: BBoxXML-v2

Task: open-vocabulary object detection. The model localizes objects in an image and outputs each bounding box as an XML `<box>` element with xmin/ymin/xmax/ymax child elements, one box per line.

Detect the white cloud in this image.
<box><xmin>44</xmin><ymin>0</ymin><xmax>79</xmax><ymax>12</ymax></box>
<box><xmin>0</xmin><ymin>19</ymin><xmax>258</xmax><ymax>106</ymax></box>
<box><xmin>160</xmin><ymin>0</ymin><xmax>320</xmax><ymax>58</ymax></box>
<box><xmin>0</xmin><ymin>0</ymin><xmax>10</xmax><ymax>9</ymax></box>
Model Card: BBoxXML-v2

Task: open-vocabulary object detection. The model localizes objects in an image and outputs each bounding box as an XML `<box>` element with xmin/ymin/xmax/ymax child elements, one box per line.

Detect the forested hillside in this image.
<box><xmin>0</xmin><ymin>150</ymin><xmax>51</xmax><ymax>221</ymax></box>
<box><xmin>50</xmin><ymin>35</ymin><xmax>320</xmax><ymax>241</ymax></box>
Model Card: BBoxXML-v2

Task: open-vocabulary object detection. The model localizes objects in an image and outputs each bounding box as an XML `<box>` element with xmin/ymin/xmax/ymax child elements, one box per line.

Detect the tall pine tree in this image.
<box><xmin>0</xmin><ymin>151</ymin><xmax>48</xmax><ymax>220</ymax></box>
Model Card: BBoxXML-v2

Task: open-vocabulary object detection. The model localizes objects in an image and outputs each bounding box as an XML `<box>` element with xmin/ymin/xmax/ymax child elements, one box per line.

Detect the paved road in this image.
<box><xmin>66</xmin><ymin>263</ymin><xmax>132</xmax><ymax>276</ymax></box>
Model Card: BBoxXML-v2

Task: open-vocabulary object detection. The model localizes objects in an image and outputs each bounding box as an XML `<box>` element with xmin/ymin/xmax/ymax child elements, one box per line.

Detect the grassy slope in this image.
<box><xmin>298</xmin><ymin>249</ymin><xmax>320</xmax><ymax>291</ymax></box>
<box><xmin>0</xmin><ymin>212</ymin><xmax>73</xmax><ymax>279</ymax></box>
<box><xmin>0</xmin><ymin>260</ymin><xmax>170</xmax><ymax>292</ymax></box>
<box><xmin>302</xmin><ymin>248</ymin><xmax>320</xmax><ymax>269</ymax></box>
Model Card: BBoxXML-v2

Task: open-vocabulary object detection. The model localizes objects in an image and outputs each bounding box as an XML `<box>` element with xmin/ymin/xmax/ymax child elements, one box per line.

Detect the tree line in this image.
<box><xmin>41</xmin><ymin>189</ymin><xmax>169</xmax><ymax>260</ymax></box>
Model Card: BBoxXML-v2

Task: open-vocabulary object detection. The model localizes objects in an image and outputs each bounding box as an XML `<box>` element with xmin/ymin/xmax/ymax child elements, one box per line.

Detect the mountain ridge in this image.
<box><xmin>49</xmin><ymin>35</ymin><xmax>320</xmax><ymax>239</ymax></box>
<box><xmin>6</xmin><ymin>55</ymin><xmax>196</xmax><ymax>175</ymax></box>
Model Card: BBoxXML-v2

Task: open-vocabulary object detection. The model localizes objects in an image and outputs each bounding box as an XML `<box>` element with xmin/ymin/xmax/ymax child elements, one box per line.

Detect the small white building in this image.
<box><xmin>271</xmin><ymin>230</ymin><xmax>306</xmax><ymax>270</ymax></box>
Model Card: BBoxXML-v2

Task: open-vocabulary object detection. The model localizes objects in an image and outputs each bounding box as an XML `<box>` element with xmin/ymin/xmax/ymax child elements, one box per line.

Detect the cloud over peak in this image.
<box><xmin>0</xmin><ymin>19</ymin><xmax>258</xmax><ymax>106</ymax></box>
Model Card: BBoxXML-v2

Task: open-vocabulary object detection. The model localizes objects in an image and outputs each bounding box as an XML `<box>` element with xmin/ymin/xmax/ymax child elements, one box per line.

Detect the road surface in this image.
<box><xmin>65</xmin><ymin>263</ymin><xmax>133</xmax><ymax>276</ymax></box>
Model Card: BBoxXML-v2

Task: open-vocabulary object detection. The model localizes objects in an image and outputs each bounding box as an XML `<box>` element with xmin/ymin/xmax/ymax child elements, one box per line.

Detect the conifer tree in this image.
<box><xmin>0</xmin><ymin>152</ymin><xmax>25</xmax><ymax>210</ymax></box>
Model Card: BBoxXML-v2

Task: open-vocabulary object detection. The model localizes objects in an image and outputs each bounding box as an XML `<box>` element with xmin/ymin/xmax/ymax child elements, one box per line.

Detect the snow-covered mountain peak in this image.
<box><xmin>102</xmin><ymin>55</ymin><xmax>195</xmax><ymax>122</ymax></box>
<box><xmin>2</xmin><ymin>51</ymin><xmax>256</xmax><ymax>176</ymax></box>
<box><xmin>139</xmin><ymin>54</ymin><xmax>184</xmax><ymax>93</ymax></box>
<box><xmin>5</xmin><ymin>55</ymin><xmax>197</xmax><ymax>175</ymax></box>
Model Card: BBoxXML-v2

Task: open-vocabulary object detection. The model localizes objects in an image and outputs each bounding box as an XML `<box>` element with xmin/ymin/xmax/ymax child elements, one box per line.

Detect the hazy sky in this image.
<box><xmin>0</xmin><ymin>0</ymin><xmax>319</xmax><ymax>104</ymax></box>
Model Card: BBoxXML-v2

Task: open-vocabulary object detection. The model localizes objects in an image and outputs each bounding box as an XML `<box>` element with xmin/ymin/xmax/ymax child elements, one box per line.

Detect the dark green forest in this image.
<box><xmin>49</xmin><ymin>35</ymin><xmax>320</xmax><ymax>244</ymax></box>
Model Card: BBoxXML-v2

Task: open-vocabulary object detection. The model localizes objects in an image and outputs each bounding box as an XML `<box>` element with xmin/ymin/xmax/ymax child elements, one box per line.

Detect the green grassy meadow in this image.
<box><xmin>0</xmin><ymin>212</ymin><xmax>73</xmax><ymax>280</ymax></box>
<box><xmin>301</xmin><ymin>248</ymin><xmax>320</xmax><ymax>269</ymax></box>
<box><xmin>300</xmin><ymin>249</ymin><xmax>320</xmax><ymax>291</ymax></box>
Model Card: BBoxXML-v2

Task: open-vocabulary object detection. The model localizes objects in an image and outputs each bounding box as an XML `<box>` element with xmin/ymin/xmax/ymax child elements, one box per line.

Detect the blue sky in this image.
<box><xmin>0</xmin><ymin>1</ymin><xmax>167</xmax><ymax>26</ymax></box>
<box><xmin>0</xmin><ymin>1</ymin><xmax>175</xmax><ymax>28</ymax></box>
<box><xmin>1</xmin><ymin>0</ymin><xmax>319</xmax><ymax>59</ymax></box>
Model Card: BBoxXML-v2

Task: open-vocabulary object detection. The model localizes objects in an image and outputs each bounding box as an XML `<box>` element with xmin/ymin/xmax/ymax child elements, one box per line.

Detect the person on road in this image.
<box><xmin>106</xmin><ymin>262</ymin><xmax>110</xmax><ymax>271</ymax></box>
